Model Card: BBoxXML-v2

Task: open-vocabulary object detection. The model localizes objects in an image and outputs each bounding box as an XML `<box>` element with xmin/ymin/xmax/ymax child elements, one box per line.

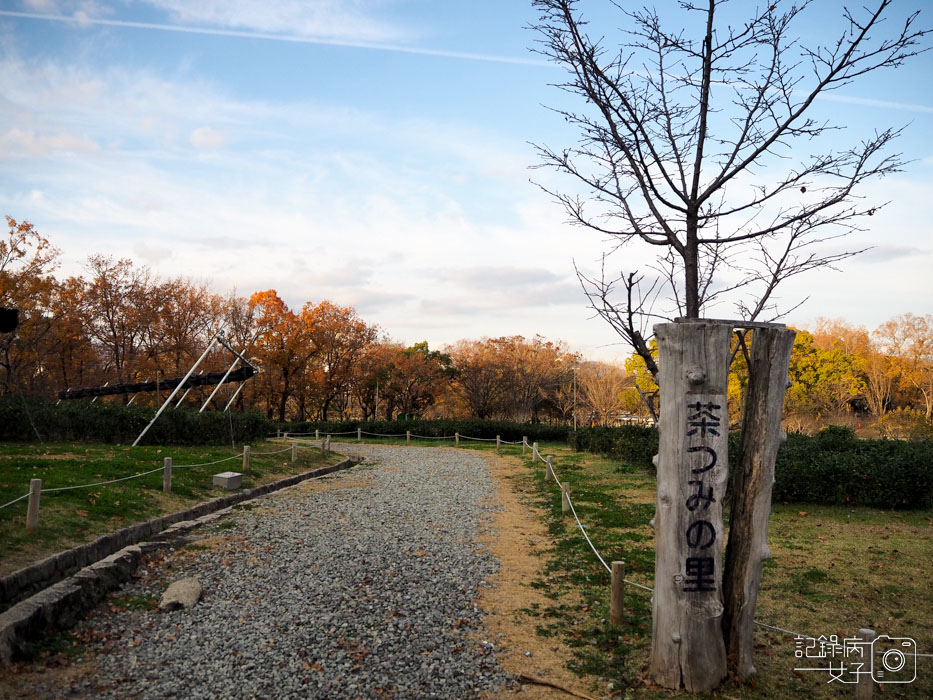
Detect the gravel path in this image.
<box><xmin>29</xmin><ymin>445</ymin><xmax>515</xmax><ymax>699</ymax></box>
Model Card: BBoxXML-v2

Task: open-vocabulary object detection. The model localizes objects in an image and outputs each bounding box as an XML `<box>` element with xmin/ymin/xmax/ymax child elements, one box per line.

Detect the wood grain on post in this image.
<box><xmin>561</xmin><ymin>482</ymin><xmax>570</xmax><ymax>515</ymax></box>
<box><xmin>610</xmin><ymin>561</ymin><xmax>625</xmax><ymax>626</ymax></box>
<box><xmin>455</xmin><ymin>432</ymin><xmax>460</xmax><ymax>447</ymax></box>
<box><xmin>315</xmin><ymin>429</ymin><xmax>319</xmax><ymax>439</ymax></box>
<box><xmin>856</xmin><ymin>628</ymin><xmax>876</xmax><ymax>700</ymax></box>
<box><xmin>650</xmin><ymin>321</ymin><xmax>732</xmax><ymax>692</ymax></box>
<box><xmin>357</xmin><ymin>428</ymin><xmax>362</xmax><ymax>442</ymax></box>
<box><xmin>532</xmin><ymin>442</ymin><xmax>539</xmax><ymax>461</ymax></box>
<box><xmin>522</xmin><ymin>436</ymin><xmax>528</xmax><ymax>455</ymax></box>
<box><xmin>722</xmin><ymin>326</ymin><xmax>796</xmax><ymax>680</ymax></box>
<box><xmin>291</xmin><ymin>441</ymin><xmax>298</xmax><ymax>462</ymax></box>
<box><xmin>26</xmin><ymin>478</ymin><xmax>41</xmax><ymax>532</ymax></box>
<box><xmin>545</xmin><ymin>455</ymin><xmax>555</xmax><ymax>481</ymax></box>
<box><xmin>242</xmin><ymin>444</ymin><xmax>251</xmax><ymax>475</ymax></box>
<box><xmin>163</xmin><ymin>457</ymin><xmax>172</xmax><ymax>494</ymax></box>
<box><xmin>496</xmin><ymin>435</ymin><xmax>501</xmax><ymax>453</ymax></box>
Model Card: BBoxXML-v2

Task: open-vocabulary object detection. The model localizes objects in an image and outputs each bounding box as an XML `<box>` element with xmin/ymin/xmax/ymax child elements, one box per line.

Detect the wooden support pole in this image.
<box><xmin>325</xmin><ymin>436</ymin><xmax>331</xmax><ymax>451</ymax></box>
<box><xmin>722</xmin><ymin>326</ymin><xmax>797</xmax><ymax>681</ymax></box>
<box><xmin>496</xmin><ymin>435</ymin><xmax>501</xmax><ymax>454</ymax></box>
<box><xmin>163</xmin><ymin>457</ymin><xmax>172</xmax><ymax>494</ymax></box>
<box><xmin>276</xmin><ymin>429</ymin><xmax>281</xmax><ymax>438</ymax></box>
<box><xmin>856</xmin><ymin>628</ymin><xmax>876</xmax><ymax>700</ymax></box>
<box><xmin>545</xmin><ymin>455</ymin><xmax>554</xmax><ymax>481</ymax></box>
<box><xmin>406</xmin><ymin>431</ymin><xmax>411</xmax><ymax>445</ymax></box>
<box><xmin>321</xmin><ymin>438</ymin><xmax>326</xmax><ymax>453</ymax></box>
<box><xmin>242</xmin><ymin>444</ymin><xmax>251</xmax><ymax>475</ymax></box>
<box><xmin>291</xmin><ymin>441</ymin><xmax>298</xmax><ymax>462</ymax></box>
<box><xmin>455</xmin><ymin>432</ymin><xmax>460</xmax><ymax>447</ymax></box>
<box><xmin>283</xmin><ymin>431</ymin><xmax>289</xmax><ymax>440</ymax></box>
<box><xmin>315</xmin><ymin>429</ymin><xmax>319</xmax><ymax>440</ymax></box>
<box><xmin>610</xmin><ymin>561</ymin><xmax>625</xmax><ymax>626</ymax></box>
<box><xmin>561</xmin><ymin>482</ymin><xmax>570</xmax><ymax>515</ymax></box>
<box><xmin>532</xmin><ymin>442</ymin><xmax>539</xmax><ymax>461</ymax></box>
<box><xmin>26</xmin><ymin>478</ymin><xmax>41</xmax><ymax>532</ymax></box>
<box><xmin>522</xmin><ymin>436</ymin><xmax>528</xmax><ymax>455</ymax></box>
<box><xmin>357</xmin><ymin>428</ymin><xmax>362</xmax><ymax>442</ymax></box>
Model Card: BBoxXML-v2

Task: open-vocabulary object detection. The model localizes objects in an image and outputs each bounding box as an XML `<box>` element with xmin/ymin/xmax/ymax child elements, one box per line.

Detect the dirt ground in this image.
<box><xmin>477</xmin><ymin>453</ymin><xmax>602</xmax><ymax>700</ymax></box>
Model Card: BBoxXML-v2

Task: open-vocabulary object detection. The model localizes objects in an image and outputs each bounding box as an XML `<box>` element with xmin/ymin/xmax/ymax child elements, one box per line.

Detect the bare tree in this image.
<box><xmin>531</xmin><ymin>0</ymin><xmax>928</xmax><ymax>371</ymax></box>
<box><xmin>531</xmin><ymin>1</ymin><xmax>929</xmax><ymax>689</ymax></box>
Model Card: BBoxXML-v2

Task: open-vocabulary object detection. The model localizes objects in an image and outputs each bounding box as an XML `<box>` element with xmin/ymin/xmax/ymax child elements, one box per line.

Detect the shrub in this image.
<box><xmin>0</xmin><ymin>396</ymin><xmax>273</xmax><ymax>445</ymax></box>
<box><xmin>569</xmin><ymin>423</ymin><xmax>933</xmax><ymax>510</ymax></box>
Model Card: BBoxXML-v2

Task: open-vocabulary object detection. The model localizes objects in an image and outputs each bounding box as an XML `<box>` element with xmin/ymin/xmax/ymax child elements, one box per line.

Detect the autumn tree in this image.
<box><xmin>0</xmin><ymin>217</ymin><xmax>60</xmax><ymax>395</ymax></box>
<box><xmin>304</xmin><ymin>301</ymin><xmax>377</xmax><ymax>421</ymax></box>
<box><xmin>576</xmin><ymin>360</ymin><xmax>631</xmax><ymax>426</ymax></box>
<box><xmin>447</xmin><ymin>339</ymin><xmax>507</xmax><ymax>419</ymax></box>
<box><xmin>874</xmin><ymin>313</ymin><xmax>933</xmax><ymax>418</ymax></box>
<box><xmin>249</xmin><ymin>290</ymin><xmax>316</xmax><ymax>421</ymax></box>
<box><xmin>380</xmin><ymin>342</ymin><xmax>454</xmax><ymax>418</ymax></box>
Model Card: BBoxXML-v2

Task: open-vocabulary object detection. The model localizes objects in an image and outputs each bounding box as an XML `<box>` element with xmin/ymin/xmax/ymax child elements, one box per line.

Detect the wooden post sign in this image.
<box><xmin>650</xmin><ymin>321</ymin><xmax>732</xmax><ymax>692</ymax></box>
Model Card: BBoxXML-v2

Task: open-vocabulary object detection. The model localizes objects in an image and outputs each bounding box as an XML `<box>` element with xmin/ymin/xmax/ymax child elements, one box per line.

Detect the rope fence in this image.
<box><xmin>526</xmin><ymin>442</ymin><xmax>933</xmax><ymax>674</ymax></box>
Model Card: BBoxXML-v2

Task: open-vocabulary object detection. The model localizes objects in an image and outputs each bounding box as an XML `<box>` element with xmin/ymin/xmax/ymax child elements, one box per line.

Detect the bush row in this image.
<box><xmin>278</xmin><ymin>418</ymin><xmax>570</xmax><ymax>444</ymax></box>
<box><xmin>570</xmin><ymin>424</ymin><xmax>933</xmax><ymax>510</ymax></box>
<box><xmin>0</xmin><ymin>396</ymin><xmax>274</xmax><ymax>446</ymax></box>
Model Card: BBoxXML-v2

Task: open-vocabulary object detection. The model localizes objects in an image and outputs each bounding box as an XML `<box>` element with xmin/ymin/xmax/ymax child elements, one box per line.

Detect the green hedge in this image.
<box><xmin>279</xmin><ymin>418</ymin><xmax>570</xmax><ymax>444</ymax></box>
<box><xmin>569</xmin><ymin>424</ymin><xmax>933</xmax><ymax>510</ymax></box>
<box><xmin>0</xmin><ymin>396</ymin><xmax>274</xmax><ymax>446</ymax></box>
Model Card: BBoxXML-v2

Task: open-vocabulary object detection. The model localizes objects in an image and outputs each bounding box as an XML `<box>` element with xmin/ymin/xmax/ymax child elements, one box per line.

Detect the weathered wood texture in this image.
<box><xmin>722</xmin><ymin>326</ymin><xmax>796</xmax><ymax>679</ymax></box>
<box><xmin>650</xmin><ymin>322</ymin><xmax>732</xmax><ymax>691</ymax></box>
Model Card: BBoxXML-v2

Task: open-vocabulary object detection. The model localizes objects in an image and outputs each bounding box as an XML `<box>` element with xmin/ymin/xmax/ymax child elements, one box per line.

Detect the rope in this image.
<box><xmin>0</xmin><ymin>492</ymin><xmax>30</xmax><ymax>510</ymax></box>
<box><xmin>251</xmin><ymin>446</ymin><xmax>294</xmax><ymax>456</ymax></box>
<box><xmin>563</xmin><ymin>490</ymin><xmax>611</xmax><ymax>574</ymax></box>
<box><xmin>41</xmin><ymin>465</ymin><xmax>165</xmax><ymax>493</ymax></box>
<box><xmin>173</xmin><ymin>452</ymin><xmax>244</xmax><ymax>468</ymax></box>
<box><xmin>410</xmin><ymin>434</ymin><xmax>455</xmax><ymax>440</ymax></box>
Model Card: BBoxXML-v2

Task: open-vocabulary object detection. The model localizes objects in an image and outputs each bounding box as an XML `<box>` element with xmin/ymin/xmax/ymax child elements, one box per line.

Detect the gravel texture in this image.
<box><xmin>28</xmin><ymin>445</ymin><xmax>515</xmax><ymax>699</ymax></box>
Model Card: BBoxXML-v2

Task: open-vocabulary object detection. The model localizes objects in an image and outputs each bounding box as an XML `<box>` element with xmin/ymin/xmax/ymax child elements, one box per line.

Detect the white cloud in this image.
<box><xmin>189</xmin><ymin>126</ymin><xmax>228</xmax><ymax>150</ymax></box>
<box><xmin>142</xmin><ymin>0</ymin><xmax>412</xmax><ymax>43</ymax></box>
<box><xmin>0</xmin><ymin>127</ymin><xmax>99</xmax><ymax>157</ymax></box>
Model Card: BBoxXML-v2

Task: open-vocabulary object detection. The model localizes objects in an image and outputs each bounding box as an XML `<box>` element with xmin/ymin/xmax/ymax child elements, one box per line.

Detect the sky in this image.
<box><xmin>0</xmin><ymin>0</ymin><xmax>931</xmax><ymax>362</ymax></box>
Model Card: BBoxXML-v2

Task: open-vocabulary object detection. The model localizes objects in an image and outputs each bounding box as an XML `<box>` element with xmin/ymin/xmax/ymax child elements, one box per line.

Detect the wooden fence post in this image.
<box><xmin>325</xmin><ymin>435</ymin><xmax>331</xmax><ymax>451</ymax></box>
<box><xmin>610</xmin><ymin>561</ymin><xmax>626</xmax><ymax>626</ymax></box>
<box><xmin>561</xmin><ymin>482</ymin><xmax>570</xmax><ymax>516</ymax></box>
<box><xmin>163</xmin><ymin>457</ymin><xmax>172</xmax><ymax>494</ymax></box>
<box><xmin>406</xmin><ymin>431</ymin><xmax>411</xmax><ymax>445</ymax></box>
<box><xmin>242</xmin><ymin>444</ymin><xmax>251</xmax><ymax>475</ymax></box>
<box><xmin>545</xmin><ymin>455</ymin><xmax>554</xmax><ymax>481</ymax></box>
<box><xmin>26</xmin><ymin>478</ymin><xmax>41</xmax><ymax>532</ymax></box>
<box><xmin>320</xmin><ymin>437</ymin><xmax>326</xmax><ymax>453</ymax></box>
<box><xmin>357</xmin><ymin>428</ymin><xmax>362</xmax><ymax>442</ymax></box>
<box><xmin>649</xmin><ymin>320</ymin><xmax>732</xmax><ymax>692</ymax></box>
<box><xmin>276</xmin><ymin>429</ymin><xmax>281</xmax><ymax>439</ymax></box>
<box><xmin>856</xmin><ymin>628</ymin><xmax>876</xmax><ymax>700</ymax></box>
<box><xmin>496</xmin><ymin>435</ymin><xmax>501</xmax><ymax>454</ymax></box>
<box><xmin>283</xmin><ymin>431</ymin><xmax>289</xmax><ymax>440</ymax></box>
<box><xmin>532</xmin><ymin>442</ymin><xmax>539</xmax><ymax>460</ymax></box>
<box><xmin>291</xmin><ymin>441</ymin><xmax>298</xmax><ymax>462</ymax></box>
<box><xmin>455</xmin><ymin>432</ymin><xmax>459</xmax><ymax>447</ymax></box>
<box><xmin>315</xmin><ymin>429</ymin><xmax>319</xmax><ymax>440</ymax></box>
<box><xmin>522</xmin><ymin>436</ymin><xmax>528</xmax><ymax>455</ymax></box>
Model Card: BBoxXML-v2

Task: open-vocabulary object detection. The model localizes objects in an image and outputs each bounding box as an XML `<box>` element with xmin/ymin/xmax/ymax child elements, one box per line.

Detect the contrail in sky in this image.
<box><xmin>0</xmin><ymin>9</ymin><xmax>550</xmax><ymax>67</ymax></box>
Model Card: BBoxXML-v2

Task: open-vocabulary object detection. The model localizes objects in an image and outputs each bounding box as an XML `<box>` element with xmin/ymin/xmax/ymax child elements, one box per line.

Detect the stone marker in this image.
<box><xmin>159</xmin><ymin>577</ymin><xmax>202</xmax><ymax>611</ymax></box>
<box><xmin>213</xmin><ymin>471</ymin><xmax>242</xmax><ymax>490</ymax></box>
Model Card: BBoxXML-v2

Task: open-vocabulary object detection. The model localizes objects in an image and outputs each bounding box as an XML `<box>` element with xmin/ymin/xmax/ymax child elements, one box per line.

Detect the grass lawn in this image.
<box><xmin>0</xmin><ymin>440</ymin><xmax>344</xmax><ymax>576</ymax></box>
<box><xmin>506</xmin><ymin>441</ymin><xmax>933</xmax><ymax>699</ymax></box>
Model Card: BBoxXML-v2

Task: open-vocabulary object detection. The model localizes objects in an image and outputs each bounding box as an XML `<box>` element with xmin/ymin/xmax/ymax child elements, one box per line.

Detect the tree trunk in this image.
<box><xmin>650</xmin><ymin>321</ymin><xmax>732</xmax><ymax>692</ymax></box>
<box><xmin>722</xmin><ymin>326</ymin><xmax>796</xmax><ymax>679</ymax></box>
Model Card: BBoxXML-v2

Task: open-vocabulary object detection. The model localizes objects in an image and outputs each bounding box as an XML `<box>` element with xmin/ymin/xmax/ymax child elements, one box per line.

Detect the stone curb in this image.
<box><xmin>0</xmin><ymin>456</ymin><xmax>360</xmax><ymax>665</ymax></box>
